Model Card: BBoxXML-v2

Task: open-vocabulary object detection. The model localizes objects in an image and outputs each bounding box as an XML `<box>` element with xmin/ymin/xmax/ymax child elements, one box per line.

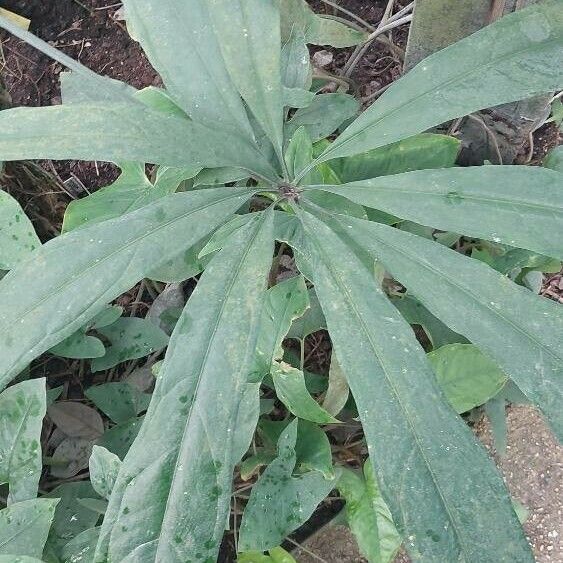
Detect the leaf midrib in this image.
<box><xmin>361</xmin><ymin>221</ymin><xmax>563</xmax><ymax>367</ymax></box>
<box><xmin>322</xmin><ymin>37</ymin><xmax>559</xmax><ymax>159</ymax></box>
<box><xmin>152</xmin><ymin>214</ymin><xmax>266</xmax><ymax>561</ymax></box>
<box><xmin>315</xmin><ymin>185</ymin><xmax>563</xmax><ymax>215</ymax></box>
<box><xmin>301</xmin><ymin>213</ymin><xmax>470</xmax><ymax>557</ymax></box>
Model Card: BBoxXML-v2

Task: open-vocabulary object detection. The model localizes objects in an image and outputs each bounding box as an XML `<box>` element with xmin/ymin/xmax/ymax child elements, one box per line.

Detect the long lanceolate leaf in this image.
<box><xmin>0</xmin><ymin>188</ymin><xmax>256</xmax><ymax>390</ymax></box>
<box><xmin>309</xmin><ymin>166</ymin><xmax>563</xmax><ymax>259</ymax></box>
<box><xmin>208</xmin><ymin>0</ymin><xmax>284</xmax><ymax>158</ymax></box>
<box><xmin>95</xmin><ymin>211</ymin><xmax>274</xmax><ymax>562</ymax></box>
<box><xmin>309</xmin><ymin>0</ymin><xmax>563</xmax><ymax>167</ymax></box>
<box><xmin>122</xmin><ymin>0</ymin><xmax>254</xmax><ymax>138</ymax></box>
<box><xmin>331</xmin><ymin>213</ymin><xmax>563</xmax><ymax>439</ymax></box>
<box><xmin>0</xmin><ymin>104</ymin><xmax>277</xmax><ymax>180</ymax></box>
<box><xmin>296</xmin><ymin>207</ymin><xmax>532</xmax><ymax>562</ymax></box>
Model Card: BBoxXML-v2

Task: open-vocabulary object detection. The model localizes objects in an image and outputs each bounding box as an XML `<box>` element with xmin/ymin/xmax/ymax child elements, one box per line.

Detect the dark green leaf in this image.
<box><xmin>85</xmin><ymin>383</ymin><xmax>144</xmax><ymax>424</ymax></box>
<box><xmin>393</xmin><ymin>294</ymin><xmax>466</xmax><ymax>349</ymax></box>
<box><xmin>44</xmin><ymin>483</ymin><xmax>100</xmax><ymax>556</ymax></box>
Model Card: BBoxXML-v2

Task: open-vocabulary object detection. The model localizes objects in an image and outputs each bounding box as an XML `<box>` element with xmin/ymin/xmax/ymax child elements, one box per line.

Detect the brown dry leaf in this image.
<box><xmin>48</xmin><ymin>402</ymin><xmax>104</xmax><ymax>439</ymax></box>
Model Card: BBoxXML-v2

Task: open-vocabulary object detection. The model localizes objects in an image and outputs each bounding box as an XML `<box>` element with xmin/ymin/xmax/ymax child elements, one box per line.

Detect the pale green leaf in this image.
<box><xmin>294</xmin><ymin>420</ymin><xmax>334</xmax><ymax>479</ymax></box>
<box><xmin>283</xmin><ymin>87</ymin><xmax>315</xmax><ymax>109</ymax></box>
<box><xmin>0</xmin><ymin>378</ymin><xmax>45</xmax><ymax>504</ymax></box>
<box><xmin>335</xmin><ymin>213</ymin><xmax>563</xmax><ymax>439</ymax></box>
<box><xmin>239</xmin><ymin>420</ymin><xmax>338</xmax><ymax>552</ymax></box>
<box><xmin>208</xmin><ymin>0</ymin><xmax>284</xmax><ymax>156</ymax></box>
<box><xmin>85</xmin><ymin>383</ymin><xmax>146</xmax><ymax>424</ymax></box>
<box><xmin>428</xmin><ymin>344</ymin><xmax>509</xmax><ymax>413</ymax></box>
<box><xmin>285</xmin><ymin>93</ymin><xmax>359</xmax><ymax>144</ymax></box>
<box><xmin>280</xmin><ymin>0</ymin><xmax>367</xmax><ymax>47</ymax></box>
<box><xmin>253</xmin><ymin>275</ymin><xmax>309</xmax><ymax>378</ymax></box>
<box><xmin>0</xmin><ymin>190</ymin><xmax>40</xmax><ymax>270</ymax></box>
<box><xmin>544</xmin><ymin>145</ymin><xmax>563</xmax><ymax>172</ymax></box>
<box><xmin>63</xmin><ymin>162</ymin><xmax>200</xmax><ymax>233</ymax></box>
<box><xmin>287</xmin><ymin>288</ymin><xmax>326</xmax><ymax>340</ymax></box>
<box><xmin>0</xmin><ymin>104</ymin><xmax>277</xmax><ymax>180</ymax></box>
<box><xmin>122</xmin><ymin>0</ymin><xmax>254</xmax><ymax>138</ymax></box>
<box><xmin>50</xmin><ymin>332</ymin><xmax>105</xmax><ymax>360</ymax></box>
<box><xmin>272</xmin><ymin>361</ymin><xmax>337</xmax><ymax>424</ymax></box>
<box><xmin>96</xmin><ymin>211</ymin><xmax>274</xmax><ymax>562</ymax></box>
<box><xmin>338</xmin><ymin>462</ymin><xmax>401</xmax><ymax>563</ymax></box>
<box><xmin>0</xmin><ymin>187</ymin><xmax>255</xmax><ymax>390</ymax></box>
<box><xmin>316</xmin><ymin>0</ymin><xmax>563</xmax><ymax>163</ymax></box>
<box><xmin>322</xmin><ymin>356</ymin><xmax>350</xmax><ymax>417</ymax></box>
<box><xmin>281</xmin><ymin>28</ymin><xmax>311</xmax><ymax>91</ymax></box>
<box><xmin>61</xmin><ymin>527</ymin><xmax>99</xmax><ymax>563</ymax></box>
<box><xmin>329</xmin><ymin>133</ymin><xmax>460</xmax><ymax>183</ymax></box>
<box><xmin>285</xmin><ymin>126</ymin><xmax>322</xmax><ymax>184</ymax></box>
<box><xmin>90</xmin><ymin>317</ymin><xmax>169</xmax><ymax>372</ymax></box>
<box><xmin>199</xmin><ymin>214</ymin><xmax>254</xmax><ymax>259</ymax></box>
<box><xmin>0</xmin><ymin>557</ymin><xmax>43</xmax><ymax>563</ymax></box>
<box><xmin>296</xmin><ymin>207</ymin><xmax>532</xmax><ymax>561</ymax></box>
<box><xmin>0</xmin><ymin>499</ymin><xmax>59</xmax><ymax>558</ymax></box>
<box><xmin>44</xmin><ymin>482</ymin><xmax>100</xmax><ymax>556</ymax></box>
<box><xmin>312</xmin><ymin>166</ymin><xmax>563</xmax><ymax>259</ymax></box>
<box><xmin>89</xmin><ymin>446</ymin><xmax>122</xmax><ymax>500</ymax></box>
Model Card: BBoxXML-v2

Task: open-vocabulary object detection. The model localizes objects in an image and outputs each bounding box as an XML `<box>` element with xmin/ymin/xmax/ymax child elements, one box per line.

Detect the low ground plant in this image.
<box><xmin>0</xmin><ymin>1</ymin><xmax>562</xmax><ymax>562</ymax></box>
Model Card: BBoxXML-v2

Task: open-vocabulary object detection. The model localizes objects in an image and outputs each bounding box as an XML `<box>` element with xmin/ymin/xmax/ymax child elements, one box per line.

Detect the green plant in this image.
<box><xmin>0</xmin><ymin>1</ymin><xmax>562</xmax><ymax>562</ymax></box>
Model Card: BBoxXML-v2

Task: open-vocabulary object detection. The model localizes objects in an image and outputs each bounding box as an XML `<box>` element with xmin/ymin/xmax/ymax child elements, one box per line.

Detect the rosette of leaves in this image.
<box><xmin>0</xmin><ymin>1</ymin><xmax>561</xmax><ymax>562</ymax></box>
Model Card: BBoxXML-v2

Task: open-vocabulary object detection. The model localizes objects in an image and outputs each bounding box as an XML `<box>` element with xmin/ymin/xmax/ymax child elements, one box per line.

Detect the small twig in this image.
<box><xmin>71</xmin><ymin>0</ymin><xmax>94</xmax><ymax>14</ymax></box>
<box><xmin>286</xmin><ymin>537</ymin><xmax>329</xmax><ymax>563</ymax></box>
<box><xmin>233</xmin><ymin>496</ymin><xmax>238</xmax><ymax>553</ymax></box>
<box><xmin>360</xmin><ymin>82</ymin><xmax>392</xmax><ymax>104</ymax></box>
<box><xmin>318</xmin><ymin>0</ymin><xmax>375</xmax><ymax>31</ymax></box>
<box><xmin>95</xmin><ymin>2</ymin><xmax>123</xmax><ymax>10</ymax></box>
<box><xmin>467</xmin><ymin>114</ymin><xmax>503</xmax><ymax>165</ymax></box>
<box><xmin>549</xmin><ymin>90</ymin><xmax>563</xmax><ymax>103</ymax></box>
<box><xmin>342</xmin><ymin>10</ymin><xmax>413</xmax><ymax>79</ymax></box>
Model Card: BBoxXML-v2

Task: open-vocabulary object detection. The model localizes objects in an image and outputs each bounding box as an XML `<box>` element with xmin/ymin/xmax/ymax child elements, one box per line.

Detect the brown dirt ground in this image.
<box><xmin>294</xmin><ymin>406</ymin><xmax>563</xmax><ymax>563</ymax></box>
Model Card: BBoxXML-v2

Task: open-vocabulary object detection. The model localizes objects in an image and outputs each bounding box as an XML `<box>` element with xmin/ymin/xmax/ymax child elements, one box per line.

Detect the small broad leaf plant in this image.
<box><xmin>0</xmin><ymin>1</ymin><xmax>562</xmax><ymax>562</ymax></box>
